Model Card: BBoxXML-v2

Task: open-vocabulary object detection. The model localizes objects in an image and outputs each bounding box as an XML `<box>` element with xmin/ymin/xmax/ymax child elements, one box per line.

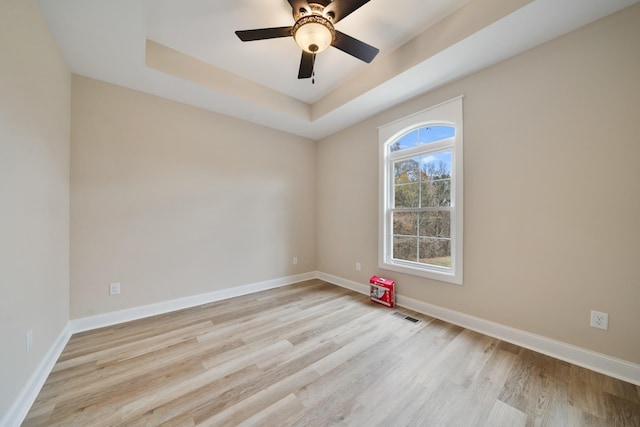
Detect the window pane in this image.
<box><xmin>393</xmin><ymin>236</ymin><xmax>417</xmax><ymax>262</ymax></box>
<box><xmin>420</xmin><ymin>179</ymin><xmax>451</xmax><ymax>207</ymax></box>
<box><xmin>422</xmin><ymin>151</ymin><xmax>451</xmax><ymax>179</ymax></box>
<box><xmin>395</xmin><ymin>183</ymin><xmax>419</xmax><ymax>208</ymax></box>
<box><xmin>390</xmin><ymin>126</ymin><xmax>455</xmax><ymax>153</ymax></box>
<box><xmin>394</xmin><ymin>157</ymin><xmax>421</xmax><ymax>184</ymax></box>
<box><xmin>419</xmin><ymin>238</ymin><xmax>451</xmax><ymax>267</ymax></box>
<box><xmin>390</xmin><ymin>129</ymin><xmax>418</xmax><ymax>152</ymax></box>
<box><xmin>394</xmin><ymin>157</ymin><xmax>421</xmax><ymax>208</ymax></box>
<box><xmin>418</xmin><ymin>211</ymin><xmax>450</xmax><ymax>238</ymax></box>
<box><xmin>419</xmin><ymin>126</ymin><xmax>455</xmax><ymax>145</ymax></box>
<box><xmin>420</xmin><ymin>151</ymin><xmax>451</xmax><ymax>207</ymax></box>
<box><xmin>393</xmin><ymin>212</ymin><xmax>417</xmax><ymax>235</ymax></box>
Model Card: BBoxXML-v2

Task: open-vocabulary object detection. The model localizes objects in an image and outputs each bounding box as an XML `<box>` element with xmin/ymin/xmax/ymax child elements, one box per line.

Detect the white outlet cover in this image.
<box><xmin>110</xmin><ymin>282</ymin><xmax>121</xmax><ymax>295</ymax></box>
<box><xmin>590</xmin><ymin>310</ymin><xmax>608</xmax><ymax>330</ymax></box>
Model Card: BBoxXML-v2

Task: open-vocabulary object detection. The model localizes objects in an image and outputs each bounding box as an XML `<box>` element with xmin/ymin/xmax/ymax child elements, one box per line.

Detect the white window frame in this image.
<box><xmin>378</xmin><ymin>96</ymin><xmax>463</xmax><ymax>285</ymax></box>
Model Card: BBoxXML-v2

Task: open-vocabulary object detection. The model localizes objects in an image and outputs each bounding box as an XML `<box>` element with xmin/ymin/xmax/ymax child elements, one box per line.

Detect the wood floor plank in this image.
<box><xmin>22</xmin><ymin>280</ymin><xmax>640</xmax><ymax>426</ymax></box>
<box><xmin>484</xmin><ymin>400</ymin><xmax>528</xmax><ymax>427</ymax></box>
<box><xmin>286</xmin><ymin>337</ymin><xmax>412</xmax><ymax>427</ymax></box>
<box><xmin>235</xmin><ymin>393</ymin><xmax>306</xmax><ymax>427</ymax></box>
<box><xmin>124</xmin><ymin>364</ymin><xmax>264</xmax><ymax>427</ymax></box>
<box><xmin>192</xmin><ymin>340</ymin><xmax>342</xmax><ymax>425</ymax></box>
<box><xmin>347</xmin><ymin>327</ymin><xmax>446</xmax><ymax>425</ymax></box>
<box><xmin>196</xmin><ymin>367</ymin><xmax>320</xmax><ymax>426</ymax></box>
<box><xmin>446</xmin><ymin>348</ymin><xmax>519</xmax><ymax>426</ymax></box>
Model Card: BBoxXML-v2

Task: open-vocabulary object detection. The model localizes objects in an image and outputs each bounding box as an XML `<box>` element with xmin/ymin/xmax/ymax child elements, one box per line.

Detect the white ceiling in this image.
<box><xmin>37</xmin><ymin>0</ymin><xmax>637</xmax><ymax>140</ymax></box>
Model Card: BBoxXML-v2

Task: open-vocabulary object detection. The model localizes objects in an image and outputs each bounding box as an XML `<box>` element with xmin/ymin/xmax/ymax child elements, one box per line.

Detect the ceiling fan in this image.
<box><xmin>235</xmin><ymin>0</ymin><xmax>379</xmax><ymax>81</ymax></box>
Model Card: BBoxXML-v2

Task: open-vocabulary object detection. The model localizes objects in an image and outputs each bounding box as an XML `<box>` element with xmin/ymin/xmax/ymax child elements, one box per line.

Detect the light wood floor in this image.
<box><xmin>23</xmin><ymin>280</ymin><xmax>640</xmax><ymax>426</ymax></box>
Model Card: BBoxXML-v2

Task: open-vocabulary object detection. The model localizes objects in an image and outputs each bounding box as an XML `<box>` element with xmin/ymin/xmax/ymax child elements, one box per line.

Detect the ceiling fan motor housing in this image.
<box><xmin>292</xmin><ymin>1</ymin><xmax>334</xmax><ymax>21</ymax></box>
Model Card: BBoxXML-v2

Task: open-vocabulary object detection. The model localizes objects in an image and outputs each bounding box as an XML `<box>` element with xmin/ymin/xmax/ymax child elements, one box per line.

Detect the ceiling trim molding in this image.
<box><xmin>146</xmin><ymin>40</ymin><xmax>311</xmax><ymax>121</ymax></box>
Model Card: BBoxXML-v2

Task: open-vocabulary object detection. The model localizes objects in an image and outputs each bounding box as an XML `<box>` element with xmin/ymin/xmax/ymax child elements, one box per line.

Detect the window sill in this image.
<box><xmin>379</xmin><ymin>260</ymin><xmax>462</xmax><ymax>285</ymax></box>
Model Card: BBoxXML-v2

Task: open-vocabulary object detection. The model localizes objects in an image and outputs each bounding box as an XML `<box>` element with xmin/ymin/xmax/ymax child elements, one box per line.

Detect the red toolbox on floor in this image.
<box><xmin>369</xmin><ymin>276</ymin><xmax>395</xmax><ymax>308</ymax></box>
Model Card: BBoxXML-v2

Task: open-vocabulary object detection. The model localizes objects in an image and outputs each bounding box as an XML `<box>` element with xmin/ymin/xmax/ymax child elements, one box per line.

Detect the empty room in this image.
<box><xmin>1</xmin><ymin>0</ymin><xmax>639</xmax><ymax>425</ymax></box>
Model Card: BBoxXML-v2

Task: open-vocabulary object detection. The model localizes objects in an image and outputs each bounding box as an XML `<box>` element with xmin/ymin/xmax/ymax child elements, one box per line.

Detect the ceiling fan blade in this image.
<box><xmin>298</xmin><ymin>51</ymin><xmax>314</xmax><ymax>79</ymax></box>
<box><xmin>235</xmin><ymin>27</ymin><xmax>292</xmax><ymax>42</ymax></box>
<box><xmin>332</xmin><ymin>30</ymin><xmax>379</xmax><ymax>63</ymax></box>
<box><xmin>325</xmin><ymin>0</ymin><xmax>370</xmax><ymax>24</ymax></box>
<box><xmin>288</xmin><ymin>0</ymin><xmax>310</xmax><ymax>15</ymax></box>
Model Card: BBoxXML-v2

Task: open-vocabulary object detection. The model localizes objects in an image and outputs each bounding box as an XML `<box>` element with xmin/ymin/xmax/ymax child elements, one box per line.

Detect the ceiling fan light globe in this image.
<box><xmin>292</xmin><ymin>17</ymin><xmax>334</xmax><ymax>54</ymax></box>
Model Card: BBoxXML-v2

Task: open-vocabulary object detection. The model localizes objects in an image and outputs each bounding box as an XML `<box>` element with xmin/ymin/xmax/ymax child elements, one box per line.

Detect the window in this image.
<box><xmin>379</xmin><ymin>97</ymin><xmax>463</xmax><ymax>284</ymax></box>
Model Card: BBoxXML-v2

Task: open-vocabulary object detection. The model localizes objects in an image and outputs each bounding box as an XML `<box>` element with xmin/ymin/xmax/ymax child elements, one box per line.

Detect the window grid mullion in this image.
<box><xmin>390</xmin><ymin>207</ymin><xmax>451</xmax><ymax>213</ymax></box>
<box><xmin>417</xmin><ymin>157</ymin><xmax>422</xmax><ymax>263</ymax></box>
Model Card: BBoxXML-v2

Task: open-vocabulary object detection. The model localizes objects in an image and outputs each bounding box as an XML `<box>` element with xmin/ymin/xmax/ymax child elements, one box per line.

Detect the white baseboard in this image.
<box><xmin>1</xmin><ymin>323</ymin><xmax>72</xmax><ymax>427</ymax></box>
<box><xmin>317</xmin><ymin>271</ymin><xmax>640</xmax><ymax>386</ymax></box>
<box><xmin>317</xmin><ymin>272</ymin><xmax>370</xmax><ymax>295</ymax></box>
<box><xmin>70</xmin><ymin>272</ymin><xmax>317</xmax><ymax>333</ymax></box>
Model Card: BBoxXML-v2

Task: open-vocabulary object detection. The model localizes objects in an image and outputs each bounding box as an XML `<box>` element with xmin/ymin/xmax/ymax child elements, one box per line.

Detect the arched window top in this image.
<box><xmin>389</xmin><ymin>125</ymin><xmax>455</xmax><ymax>153</ymax></box>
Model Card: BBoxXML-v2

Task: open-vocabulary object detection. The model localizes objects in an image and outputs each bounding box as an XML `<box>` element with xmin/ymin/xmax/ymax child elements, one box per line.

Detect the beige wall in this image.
<box><xmin>317</xmin><ymin>5</ymin><xmax>640</xmax><ymax>364</ymax></box>
<box><xmin>70</xmin><ymin>76</ymin><xmax>317</xmax><ymax>318</ymax></box>
<box><xmin>0</xmin><ymin>0</ymin><xmax>71</xmax><ymax>417</ymax></box>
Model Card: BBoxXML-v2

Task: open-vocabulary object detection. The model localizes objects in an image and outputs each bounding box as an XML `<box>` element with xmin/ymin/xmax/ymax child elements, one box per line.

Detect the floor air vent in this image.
<box><xmin>391</xmin><ymin>311</ymin><xmax>421</xmax><ymax>323</ymax></box>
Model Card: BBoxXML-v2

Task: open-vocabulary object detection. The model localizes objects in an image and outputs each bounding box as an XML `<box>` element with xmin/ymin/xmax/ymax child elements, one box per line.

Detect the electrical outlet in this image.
<box><xmin>26</xmin><ymin>329</ymin><xmax>33</xmax><ymax>353</ymax></box>
<box><xmin>590</xmin><ymin>310</ymin><xmax>608</xmax><ymax>330</ymax></box>
<box><xmin>109</xmin><ymin>282</ymin><xmax>121</xmax><ymax>296</ymax></box>
<box><xmin>356</xmin><ymin>262</ymin><xmax>361</xmax><ymax>272</ymax></box>
<box><xmin>292</xmin><ymin>257</ymin><xmax>298</xmax><ymax>265</ymax></box>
